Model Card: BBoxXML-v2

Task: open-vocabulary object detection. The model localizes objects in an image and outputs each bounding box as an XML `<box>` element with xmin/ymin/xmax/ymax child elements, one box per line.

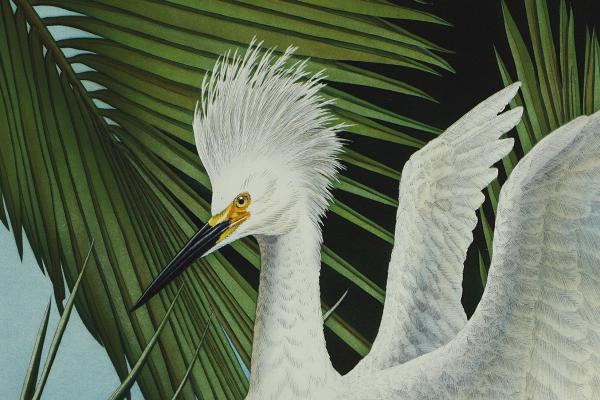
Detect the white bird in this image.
<box><xmin>132</xmin><ymin>42</ymin><xmax>600</xmax><ymax>400</ymax></box>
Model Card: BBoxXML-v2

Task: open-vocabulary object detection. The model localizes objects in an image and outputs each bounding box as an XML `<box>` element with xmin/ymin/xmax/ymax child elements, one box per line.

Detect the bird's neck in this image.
<box><xmin>249</xmin><ymin>215</ymin><xmax>337</xmax><ymax>398</ymax></box>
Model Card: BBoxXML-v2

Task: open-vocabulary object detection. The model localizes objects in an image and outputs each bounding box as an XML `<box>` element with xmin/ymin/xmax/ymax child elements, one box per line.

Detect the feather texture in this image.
<box><xmin>193</xmin><ymin>40</ymin><xmax>344</xmax><ymax>226</ymax></box>
<box><xmin>193</xmin><ymin>42</ymin><xmax>600</xmax><ymax>399</ymax></box>
<box><xmin>349</xmin><ymin>83</ymin><xmax>523</xmax><ymax>377</ymax></box>
<box><xmin>342</xmin><ymin>111</ymin><xmax>600</xmax><ymax>399</ymax></box>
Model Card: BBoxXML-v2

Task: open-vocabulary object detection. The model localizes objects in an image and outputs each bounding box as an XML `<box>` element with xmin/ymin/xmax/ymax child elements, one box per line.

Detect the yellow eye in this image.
<box><xmin>234</xmin><ymin>193</ymin><xmax>250</xmax><ymax>208</ymax></box>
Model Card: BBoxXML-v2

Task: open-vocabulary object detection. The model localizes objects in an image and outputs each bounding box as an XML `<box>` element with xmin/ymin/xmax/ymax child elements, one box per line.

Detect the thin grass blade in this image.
<box><xmin>323</xmin><ymin>290</ymin><xmax>349</xmax><ymax>322</ymax></box>
<box><xmin>19</xmin><ymin>298</ymin><xmax>51</xmax><ymax>400</ymax></box>
<box><xmin>31</xmin><ymin>240</ymin><xmax>95</xmax><ymax>400</ymax></box>
<box><xmin>171</xmin><ymin>312</ymin><xmax>213</xmax><ymax>400</ymax></box>
<box><xmin>108</xmin><ymin>283</ymin><xmax>184</xmax><ymax>400</ymax></box>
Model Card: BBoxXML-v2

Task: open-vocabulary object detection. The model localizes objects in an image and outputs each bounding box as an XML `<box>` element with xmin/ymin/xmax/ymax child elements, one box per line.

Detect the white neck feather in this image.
<box><xmin>247</xmin><ymin>213</ymin><xmax>338</xmax><ymax>399</ymax></box>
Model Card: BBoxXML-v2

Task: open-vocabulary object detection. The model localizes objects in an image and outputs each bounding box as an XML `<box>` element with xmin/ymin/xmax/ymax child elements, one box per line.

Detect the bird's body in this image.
<box><xmin>135</xmin><ymin>41</ymin><xmax>600</xmax><ymax>399</ymax></box>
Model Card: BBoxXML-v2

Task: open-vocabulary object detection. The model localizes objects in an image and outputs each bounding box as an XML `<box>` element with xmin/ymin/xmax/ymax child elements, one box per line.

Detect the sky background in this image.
<box><xmin>0</xmin><ymin>224</ymin><xmax>143</xmax><ymax>399</ymax></box>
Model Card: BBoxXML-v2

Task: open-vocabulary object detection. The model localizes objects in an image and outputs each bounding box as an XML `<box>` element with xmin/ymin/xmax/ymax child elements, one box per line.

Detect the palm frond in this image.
<box><xmin>0</xmin><ymin>0</ymin><xmax>450</xmax><ymax>398</ymax></box>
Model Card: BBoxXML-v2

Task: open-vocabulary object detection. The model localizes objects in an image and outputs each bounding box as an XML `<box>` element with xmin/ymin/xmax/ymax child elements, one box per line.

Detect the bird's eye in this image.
<box><xmin>234</xmin><ymin>193</ymin><xmax>250</xmax><ymax>208</ymax></box>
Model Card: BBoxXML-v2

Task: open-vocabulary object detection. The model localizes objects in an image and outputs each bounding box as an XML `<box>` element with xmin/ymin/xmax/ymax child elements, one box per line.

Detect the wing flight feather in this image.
<box><xmin>344</xmin><ymin>111</ymin><xmax>600</xmax><ymax>400</ymax></box>
<box><xmin>348</xmin><ymin>83</ymin><xmax>523</xmax><ymax>377</ymax></box>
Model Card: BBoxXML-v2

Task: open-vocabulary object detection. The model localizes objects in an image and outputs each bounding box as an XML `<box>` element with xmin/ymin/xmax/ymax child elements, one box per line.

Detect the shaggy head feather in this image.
<box><xmin>193</xmin><ymin>40</ymin><xmax>344</xmax><ymax>234</ymax></box>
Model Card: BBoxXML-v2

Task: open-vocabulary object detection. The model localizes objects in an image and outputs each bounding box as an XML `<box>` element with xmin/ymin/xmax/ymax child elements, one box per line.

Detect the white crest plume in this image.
<box><xmin>193</xmin><ymin>40</ymin><xmax>345</xmax><ymax>223</ymax></box>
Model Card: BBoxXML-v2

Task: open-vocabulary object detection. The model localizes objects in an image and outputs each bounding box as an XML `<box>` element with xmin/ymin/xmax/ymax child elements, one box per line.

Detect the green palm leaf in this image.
<box><xmin>478</xmin><ymin>0</ymin><xmax>600</xmax><ymax>284</ymax></box>
<box><xmin>0</xmin><ymin>0</ymin><xmax>449</xmax><ymax>398</ymax></box>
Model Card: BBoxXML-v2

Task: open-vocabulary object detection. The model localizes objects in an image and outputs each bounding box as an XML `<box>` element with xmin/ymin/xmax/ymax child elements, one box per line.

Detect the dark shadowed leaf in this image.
<box><xmin>479</xmin><ymin>0</ymin><xmax>600</xmax><ymax>284</ymax></box>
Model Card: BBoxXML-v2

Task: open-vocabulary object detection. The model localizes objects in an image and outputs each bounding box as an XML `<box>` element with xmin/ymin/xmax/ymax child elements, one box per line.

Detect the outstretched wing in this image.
<box><xmin>348</xmin><ymin>83</ymin><xmax>523</xmax><ymax>377</ymax></box>
<box><xmin>343</xmin><ymin>111</ymin><xmax>600</xmax><ymax>399</ymax></box>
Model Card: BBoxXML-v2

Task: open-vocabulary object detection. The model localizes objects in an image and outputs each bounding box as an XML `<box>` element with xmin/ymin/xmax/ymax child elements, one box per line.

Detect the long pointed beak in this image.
<box><xmin>130</xmin><ymin>220</ymin><xmax>231</xmax><ymax>312</ymax></box>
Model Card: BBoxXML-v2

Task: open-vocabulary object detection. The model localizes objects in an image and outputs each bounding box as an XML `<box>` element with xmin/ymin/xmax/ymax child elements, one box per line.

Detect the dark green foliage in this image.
<box><xmin>0</xmin><ymin>0</ymin><xmax>449</xmax><ymax>398</ymax></box>
<box><xmin>478</xmin><ymin>0</ymin><xmax>600</xmax><ymax>283</ymax></box>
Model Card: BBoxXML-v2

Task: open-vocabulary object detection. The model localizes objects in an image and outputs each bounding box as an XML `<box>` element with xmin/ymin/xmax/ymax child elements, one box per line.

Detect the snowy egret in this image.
<box><xmin>133</xmin><ymin>42</ymin><xmax>600</xmax><ymax>399</ymax></box>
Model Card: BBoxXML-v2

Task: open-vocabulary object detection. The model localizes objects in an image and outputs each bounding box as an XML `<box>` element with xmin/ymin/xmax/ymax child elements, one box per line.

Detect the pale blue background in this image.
<box><xmin>0</xmin><ymin>225</ymin><xmax>143</xmax><ymax>399</ymax></box>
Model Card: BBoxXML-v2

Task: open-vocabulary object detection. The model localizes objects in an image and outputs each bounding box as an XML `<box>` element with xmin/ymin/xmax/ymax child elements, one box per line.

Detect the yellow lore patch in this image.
<box><xmin>208</xmin><ymin>192</ymin><xmax>251</xmax><ymax>242</ymax></box>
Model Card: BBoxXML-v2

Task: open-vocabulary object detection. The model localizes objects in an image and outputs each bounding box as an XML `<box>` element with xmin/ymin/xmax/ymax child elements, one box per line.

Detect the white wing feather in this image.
<box><xmin>349</xmin><ymin>83</ymin><xmax>523</xmax><ymax>377</ymax></box>
<box><xmin>343</xmin><ymin>111</ymin><xmax>600</xmax><ymax>399</ymax></box>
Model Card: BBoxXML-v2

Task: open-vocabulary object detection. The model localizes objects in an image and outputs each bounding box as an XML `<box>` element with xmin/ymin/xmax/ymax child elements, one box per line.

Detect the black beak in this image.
<box><xmin>130</xmin><ymin>220</ymin><xmax>231</xmax><ymax>312</ymax></box>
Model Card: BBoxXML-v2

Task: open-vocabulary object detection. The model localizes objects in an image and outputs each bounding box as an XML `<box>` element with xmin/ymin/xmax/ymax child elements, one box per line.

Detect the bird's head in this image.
<box><xmin>131</xmin><ymin>40</ymin><xmax>344</xmax><ymax>311</ymax></box>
